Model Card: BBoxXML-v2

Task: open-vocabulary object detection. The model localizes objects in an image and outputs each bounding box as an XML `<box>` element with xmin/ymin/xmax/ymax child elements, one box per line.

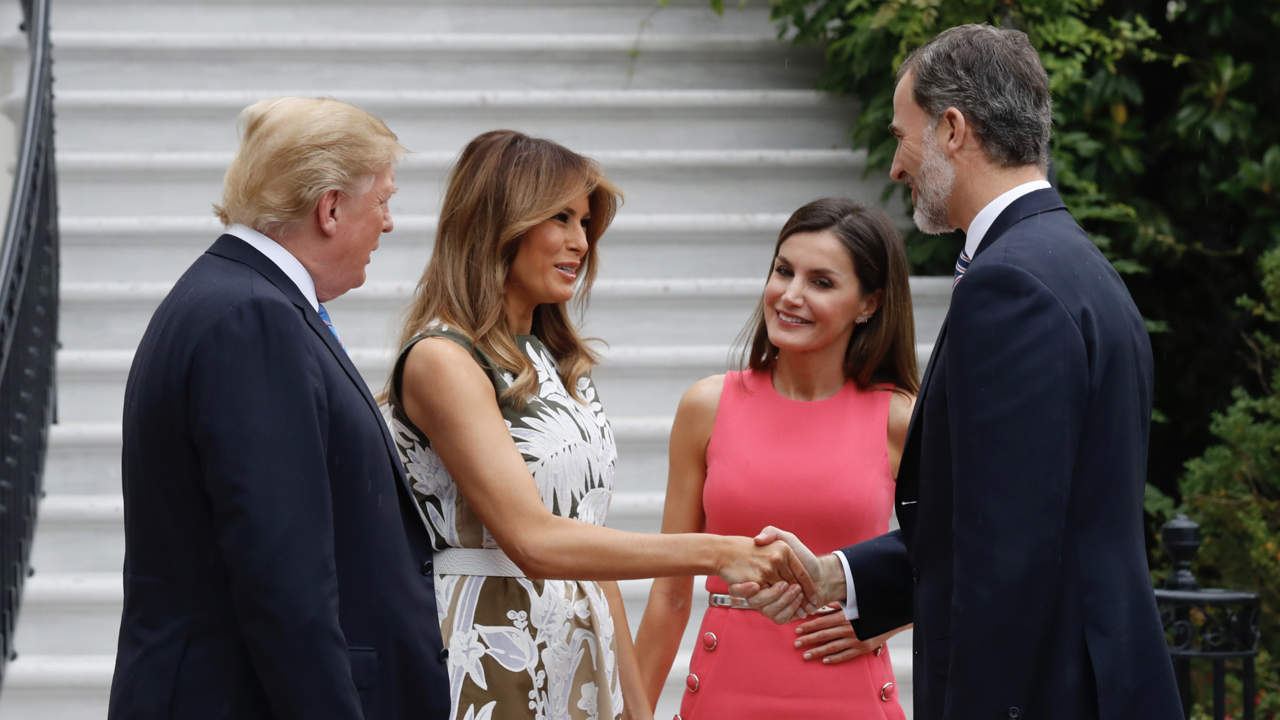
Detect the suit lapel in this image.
<box><xmin>895</xmin><ymin>308</ymin><xmax>948</xmax><ymax>537</ymax></box>
<box><xmin>893</xmin><ymin>187</ymin><xmax>1068</xmax><ymax>539</ymax></box>
<box><xmin>205</xmin><ymin>235</ymin><xmax>416</xmax><ymax>497</ymax></box>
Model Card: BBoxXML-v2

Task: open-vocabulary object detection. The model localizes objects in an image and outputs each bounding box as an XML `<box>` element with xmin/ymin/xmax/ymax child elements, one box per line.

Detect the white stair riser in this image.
<box><xmin>28</xmin><ymin>500</ymin><xmax>665</xmax><ymax>575</ymax></box>
<box><xmin>50</xmin><ymin>97</ymin><xmax>856</xmax><ymax>154</ymax></box>
<box><xmin>56</xmin><ymin>343</ymin><xmax>940</xmax><ymax>424</ymax></box>
<box><xmin>0</xmin><ymin>687</ymin><xmax>110</xmax><ymax>720</ymax></box>
<box><xmin>59</xmin><ymin>289</ymin><xmax>761</xmax><ymax>351</ymax></box>
<box><xmin>43</xmin><ymin>425</ymin><xmax>674</xmax><ymax>497</ymax></box>
<box><xmin>53</xmin><ymin>3</ymin><xmax>774</xmax><ymax>35</ymax></box>
<box><xmin>57</xmin><ymin>158</ymin><xmax>872</xmax><ymax>218</ymax></box>
<box><xmin>30</xmin><ymin>521</ymin><xmax>123</xmax><ymax>575</ymax></box>
<box><xmin>59</xmin><ymin>219</ymin><xmax>784</xmax><ymax>284</ymax></box>
<box><xmin>13</xmin><ymin>602</ymin><xmax>122</xmax><ymax>656</ymax></box>
<box><xmin>51</xmin><ymin>43</ymin><xmax>823</xmax><ymax>93</ymax></box>
<box><xmin>59</xmin><ymin>280</ymin><xmax>949</xmax><ymax>352</ymax></box>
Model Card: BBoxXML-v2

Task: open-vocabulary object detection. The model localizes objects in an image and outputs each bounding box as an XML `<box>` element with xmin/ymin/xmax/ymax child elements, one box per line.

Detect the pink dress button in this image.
<box><xmin>701</xmin><ymin>631</ymin><xmax>718</xmax><ymax>651</ymax></box>
<box><xmin>686</xmin><ymin>673</ymin><xmax>700</xmax><ymax>693</ymax></box>
<box><xmin>880</xmin><ymin>681</ymin><xmax>897</xmax><ymax>702</ymax></box>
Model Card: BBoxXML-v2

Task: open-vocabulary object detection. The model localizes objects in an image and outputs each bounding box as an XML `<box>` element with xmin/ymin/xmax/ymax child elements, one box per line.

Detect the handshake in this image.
<box><xmin>715</xmin><ymin>526</ymin><xmax>847</xmax><ymax>623</ymax></box>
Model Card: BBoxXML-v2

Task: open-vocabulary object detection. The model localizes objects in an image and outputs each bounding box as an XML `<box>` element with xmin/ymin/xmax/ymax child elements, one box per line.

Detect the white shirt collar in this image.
<box><xmin>962</xmin><ymin>179</ymin><xmax>1052</xmax><ymax>259</ymax></box>
<box><xmin>225</xmin><ymin>224</ymin><xmax>319</xmax><ymax>311</ymax></box>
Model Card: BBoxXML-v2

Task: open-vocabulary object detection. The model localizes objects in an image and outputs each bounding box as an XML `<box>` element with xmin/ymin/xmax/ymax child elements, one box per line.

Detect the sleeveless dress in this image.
<box><xmin>382</xmin><ymin>321</ymin><xmax>623</xmax><ymax>720</ymax></box>
<box><xmin>678</xmin><ymin>369</ymin><xmax>906</xmax><ymax>719</ymax></box>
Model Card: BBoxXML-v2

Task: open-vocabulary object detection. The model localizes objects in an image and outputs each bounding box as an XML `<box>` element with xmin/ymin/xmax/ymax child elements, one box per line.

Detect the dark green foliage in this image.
<box><xmin>1179</xmin><ymin>247</ymin><xmax>1280</xmax><ymax>717</ymax></box>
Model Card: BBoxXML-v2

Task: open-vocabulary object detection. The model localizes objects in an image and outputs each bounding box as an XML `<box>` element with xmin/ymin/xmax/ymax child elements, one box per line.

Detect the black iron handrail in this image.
<box><xmin>0</xmin><ymin>0</ymin><xmax>58</xmax><ymax>692</ymax></box>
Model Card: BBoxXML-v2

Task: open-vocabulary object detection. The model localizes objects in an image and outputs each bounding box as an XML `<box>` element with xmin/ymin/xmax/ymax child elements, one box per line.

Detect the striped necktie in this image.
<box><xmin>953</xmin><ymin>249</ymin><xmax>972</xmax><ymax>287</ymax></box>
<box><xmin>316</xmin><ymin>303</ymin><xmax>345</xmax><ymax>350</ymax></box>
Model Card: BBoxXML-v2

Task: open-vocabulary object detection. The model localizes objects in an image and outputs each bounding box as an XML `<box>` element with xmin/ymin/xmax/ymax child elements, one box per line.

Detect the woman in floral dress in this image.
<box><xmin>382</xmin><ymin>130</ymin><xmax>814</xmax><ymax>720</ymax></box>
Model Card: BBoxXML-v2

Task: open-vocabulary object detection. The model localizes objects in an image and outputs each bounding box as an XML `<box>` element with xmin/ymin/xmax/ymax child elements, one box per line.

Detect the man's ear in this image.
<box><xmin>316</xmin><ymin>189</ymin><xmax>344</xmax><ymax>237</ymax></box>
<box><xmin>940</xmin><ymin>107</ymin><xmax>967</xmax><ymax>156</ymax></box>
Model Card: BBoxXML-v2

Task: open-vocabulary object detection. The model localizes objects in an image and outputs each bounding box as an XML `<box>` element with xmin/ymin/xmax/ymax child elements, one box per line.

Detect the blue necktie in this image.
<box><xmin>953</xmin><ymin>249</ymin><xmax>972</xmax><ymax>288</ymax></box>
<box><xmin>316</xmin><ymin>303</ymin><xmax>345</xmax><ymax>350</ymax></box>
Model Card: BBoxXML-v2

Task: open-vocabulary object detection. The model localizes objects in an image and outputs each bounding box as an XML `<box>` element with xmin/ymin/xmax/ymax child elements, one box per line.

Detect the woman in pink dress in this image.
<box><xmin>634</xmin><ymin>198</ymin><xmax>919</xmax><ymax>718</ymax></box>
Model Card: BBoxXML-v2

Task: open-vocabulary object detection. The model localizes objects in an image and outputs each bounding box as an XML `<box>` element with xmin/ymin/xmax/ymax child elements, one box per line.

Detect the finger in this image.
<box><xmin>803</xmin><ymin>638</ymin><xmax>860</xmax><ymax>662</ymax></box>
<box><xmin>728</xmin><ymin>581</ymin><xmax>760</xmax><ymax>598</ymax></box>
<box><xmin>787</xmin><ymin>547</ymin><xmax>819</xmax><ymax>604</ymax></box>
<box><xmin>754</xmin><ymin>525</ymin><xmax>780</xmax><ymax>546</ymax></box>
<box><xmin>794</xmin><ymin>625</ymin><xmax>853</xmax><ymax>648</ymax></box>
<box><xmin>766</xmin><ymin>591</ymin><xmax>804</xmax><ymax>625</ymax></box>
<box><xmin>760</xmin><ymin>583</ymin><xmax>801</xmax><ymax>617</ymax></box>
<box><xmin>794</xmin><ymin>610</ymin><xmax>846</xmax><ymax>636</ymax></box>
<box><xmin>743</xmin><ymin>581</ymin><xmax>788</xmax><ymax>609</ymax></box>
<box><xmin>819</xmin><ymin>645</ymin><xmax>868</xmax><ymax>665</ymax></box>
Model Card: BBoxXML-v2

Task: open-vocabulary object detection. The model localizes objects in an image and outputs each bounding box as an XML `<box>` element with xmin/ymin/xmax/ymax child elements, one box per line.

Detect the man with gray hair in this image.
<box><xmin>738</xmin><ymin>25</ymin><xmax>1182</xmax><ymax>719</ymax></box>
<box><xmin>109</xmin><ymin>97</ymin><xmax>449</xmax><ymax>719</ymax></box>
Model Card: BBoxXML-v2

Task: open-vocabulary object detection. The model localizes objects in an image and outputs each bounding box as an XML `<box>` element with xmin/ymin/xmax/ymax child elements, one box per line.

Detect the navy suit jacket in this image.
<box><xmin>841</xmin><ymin>189</ymin><xmax>1181</xmax><ymax>720</ymax></box>
<box><xmin>109</xmin><ymin>235</ymin><xmax>450</xmax><ymax>719</ymax></box>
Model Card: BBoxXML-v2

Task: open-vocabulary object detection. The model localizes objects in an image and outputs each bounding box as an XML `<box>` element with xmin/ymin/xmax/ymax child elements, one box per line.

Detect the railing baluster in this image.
<box><xmin>0</xmin><ymin>0</ymin><xmax>58</xmax><ymax>696</ymax></box>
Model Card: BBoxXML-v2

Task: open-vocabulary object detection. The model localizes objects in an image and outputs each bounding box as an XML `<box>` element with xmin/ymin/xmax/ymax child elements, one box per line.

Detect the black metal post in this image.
<box><xmin>1154</xmin><ymin>514</ymin><xmax>1261</xmax><ymax>720</ymax></box>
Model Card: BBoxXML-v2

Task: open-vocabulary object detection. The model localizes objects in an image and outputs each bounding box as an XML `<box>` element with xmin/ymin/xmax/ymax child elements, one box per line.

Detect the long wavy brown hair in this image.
<box><xmin>391</xmin><ymin>130</ymin><xmax>621</xmax><ymax>405</ymax></box>
<box><xmin>740</xmin><ymin>198</ymin><xmax>919</xmax><ymax>393</ymax></box>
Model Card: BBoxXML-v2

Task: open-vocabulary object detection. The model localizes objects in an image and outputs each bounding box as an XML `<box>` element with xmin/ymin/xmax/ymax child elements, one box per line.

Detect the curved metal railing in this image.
<box><xmin>0</xmin><ymin>0</ymin><xmax>58</xmax><ymax>690</ymax></box>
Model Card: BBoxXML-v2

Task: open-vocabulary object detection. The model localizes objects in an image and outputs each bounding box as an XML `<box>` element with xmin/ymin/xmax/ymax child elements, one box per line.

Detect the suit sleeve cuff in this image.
<box><xmin>832</xmin><ymin>551</ymin><xmax>859</xmax><ymax>620</ymax></box>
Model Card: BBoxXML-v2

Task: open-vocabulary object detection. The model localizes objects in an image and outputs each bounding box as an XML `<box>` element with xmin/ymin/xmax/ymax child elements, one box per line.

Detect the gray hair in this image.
<box><xmin>898</xmin><ymin>24</ymin><xmax>1052</xmax><ymax>169</ymax></box>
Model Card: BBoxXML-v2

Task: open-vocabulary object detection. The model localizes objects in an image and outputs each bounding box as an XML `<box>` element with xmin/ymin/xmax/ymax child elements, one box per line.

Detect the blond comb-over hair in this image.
<box><xmin>213</xmin><ymin>97</ymin><xmax>406</xmax><ymax>238</ymax></box>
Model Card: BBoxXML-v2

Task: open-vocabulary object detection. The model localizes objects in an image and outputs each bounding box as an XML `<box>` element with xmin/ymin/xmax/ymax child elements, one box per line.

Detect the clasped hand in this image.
<box><xmin>726</xmin><ymin>526</ymin><xmax>845</xmax><ymax>624</ymax></box>
<box><xmin>714</xmin><ymin>533</ymin><xmax>818</xmax><ymax>613</ymax></box>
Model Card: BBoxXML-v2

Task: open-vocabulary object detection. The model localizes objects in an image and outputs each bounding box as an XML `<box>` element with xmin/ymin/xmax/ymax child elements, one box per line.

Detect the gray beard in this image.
<box><xmin>912</xmin><ymin>135</ymin><xmax>955</xmax><ymax>235</ymax></box>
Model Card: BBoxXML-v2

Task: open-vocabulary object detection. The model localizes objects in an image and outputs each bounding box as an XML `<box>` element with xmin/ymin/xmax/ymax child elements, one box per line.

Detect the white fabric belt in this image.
<box><xmin>434</xmin><ymin>548</ymin><xmax>525</xmax><ymax>578</ymax></box>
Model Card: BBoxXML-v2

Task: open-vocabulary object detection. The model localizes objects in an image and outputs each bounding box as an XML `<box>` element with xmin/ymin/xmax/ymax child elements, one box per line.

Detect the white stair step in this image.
<box><xmin>7</xmin><ymin>577</ymin><xmax>911</xmax><ymax>717</ymax></box>
<box><xmin>44</xmin><ymin>418</ymin><xmax>674</xmax><ymax>497</ymax></box>
<box><xmin>58</xmin><ymin>278</ymin><xmax>766</xmax><ymax>351</ymax></box>
<box><xmin>28</xmin><ymin>495</ymin><xmax>125</xmax><ymax>575</ymax></box>
<box><xmin>55</xmin><ymin>345</ymin><xmax>728</xmax><ymax>422</ymax></box>
<box><xmin>0</xmin><ymin>654</ymin><xmax>113</xmax><ymax>720</ymax></box>
<box><xmin>56</xmin><ymin>342</ymin><xmax>938</xmax><ymax>424</ymax></box>
<box><xmin>56</xmin><ymin>149</ymin><xmax>873</xmax><ymax>218</ymax></box>
<box><xmin>52</xmin><ymin>1</ymin><xmax>776</xmax><ymax>36</ymax></box>
<box><xmin>10</xmin><ymin>574</ymin><xmax>121</xmax><ymax>656</ymax></box>
<box><xmin>57</xmin><ymin>276</ymin><xmax>951</xmax><ymax>353</ymax></box>
<box><xmin>40</xmin><ymin>89</ymin><xmax>856</xmax><ymax>153</ymax></box>
<box><xmin>45</xmin><ymin>32</ymin><xmax>823</xmax><ymax>92</ymax></box>
<box><xmin>58</xmin><ymin>213</ymin><xmax>791</xmax><ymax>284</ymax></box>
<box><xmin>28</xmin><ymin>490</ymin><xmax>671</xmax><ymax>574</ymax></box>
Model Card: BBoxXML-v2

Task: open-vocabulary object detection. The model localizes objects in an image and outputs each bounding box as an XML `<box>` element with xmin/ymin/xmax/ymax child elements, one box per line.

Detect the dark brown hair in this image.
<box><xmin>740</xmin><ymin>198</ymin><xmax>919</xmax><ymax>393</ymax></box>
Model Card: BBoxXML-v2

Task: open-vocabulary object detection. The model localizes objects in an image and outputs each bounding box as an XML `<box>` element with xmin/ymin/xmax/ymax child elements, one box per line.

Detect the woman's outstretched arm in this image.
<box><xmin>400</xmin><ymin>339</ymin><xmax>815</xmax><ymax>591</ymax></box>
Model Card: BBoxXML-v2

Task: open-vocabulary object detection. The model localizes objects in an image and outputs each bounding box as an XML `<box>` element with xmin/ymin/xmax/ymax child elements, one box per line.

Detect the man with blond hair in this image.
<box><xmin>109</xmin><ymin>97</ymin><xmax>449</xmax><ymax>719</ymax></box>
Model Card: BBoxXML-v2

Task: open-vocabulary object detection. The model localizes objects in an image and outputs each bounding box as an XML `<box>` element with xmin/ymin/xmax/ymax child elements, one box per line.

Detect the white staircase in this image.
<box><xmin>2</xmin><ymin>1</ymin><xmax>949</xmax><ymax>717</ymax></box>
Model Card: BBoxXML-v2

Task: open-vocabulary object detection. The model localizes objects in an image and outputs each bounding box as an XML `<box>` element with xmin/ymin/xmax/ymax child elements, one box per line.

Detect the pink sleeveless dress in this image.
<box><xmin>677</xmin><ymin>369</ymin><xmax>906</xmax><ymax>719</ymax></box>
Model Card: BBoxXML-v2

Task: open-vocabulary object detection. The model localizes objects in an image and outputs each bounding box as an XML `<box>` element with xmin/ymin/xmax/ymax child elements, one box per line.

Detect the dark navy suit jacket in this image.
<box><xmin>109</xmin><ymin>235</ymin><xmax>450</xmax><ymax>719</ymax></box>
<box><xmin>842</xmin><ymin>189</ymin><xmax>1181</xmax><ymax>720</ymax></box>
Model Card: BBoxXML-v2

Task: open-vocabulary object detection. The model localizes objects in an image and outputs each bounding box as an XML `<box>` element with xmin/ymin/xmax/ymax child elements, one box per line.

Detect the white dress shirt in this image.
<box><xmin>835</xmin><ymin>178</ymin><xmax>1052</xmax><ymax>621</ymax></box>
<box><xmin>226</xmin><ymin>223</ymin><xmax>320</xmax><ymax>312</ymax></box>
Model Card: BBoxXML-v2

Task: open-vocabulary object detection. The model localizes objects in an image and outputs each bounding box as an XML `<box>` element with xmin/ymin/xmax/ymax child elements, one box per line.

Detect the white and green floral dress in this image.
<box><xmin>383</xmin><ymin>322</ymin><xmax>621</xmax><ymax>720</ymax></box>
